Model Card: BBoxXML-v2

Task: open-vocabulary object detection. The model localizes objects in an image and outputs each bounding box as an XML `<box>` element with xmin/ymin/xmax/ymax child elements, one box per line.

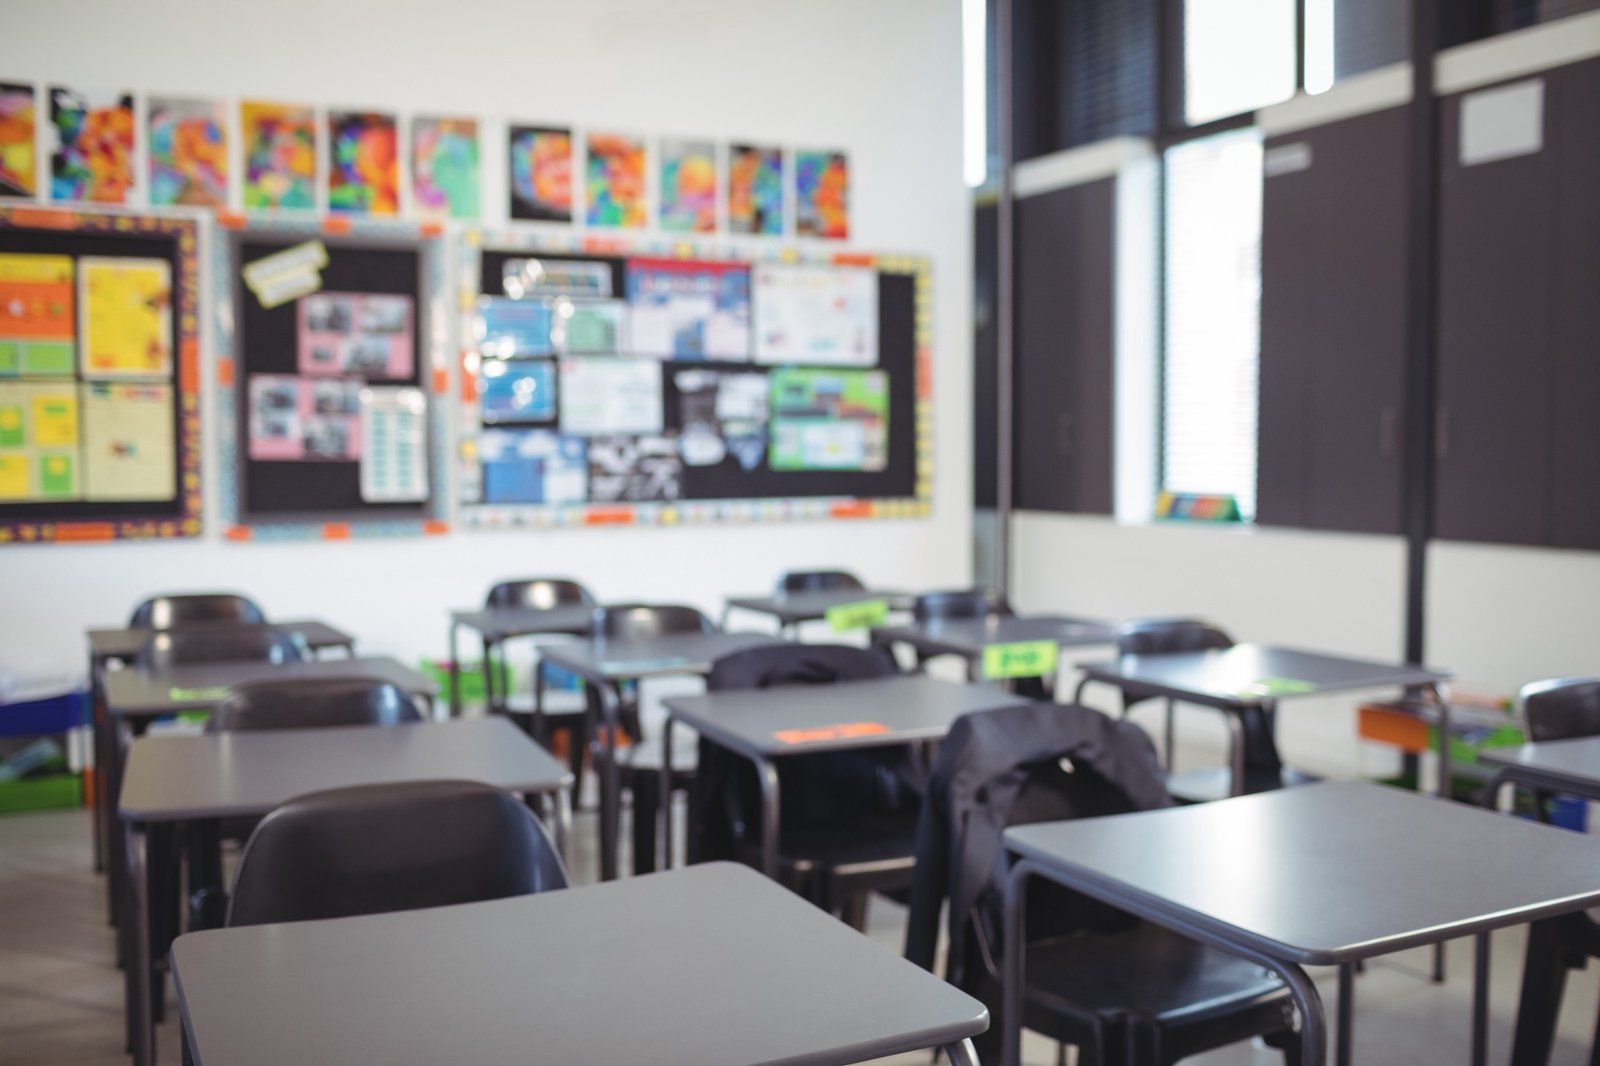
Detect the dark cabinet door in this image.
<box><xmin>1548</xmin><ymin>59</ymin><xmax>1600</xmax><ymax>550</ymax></box>
<box><xmin>1014</xmin><ymin>179</ymin><xmax>1115</xmax><ymax>515</ymax></box>
<box><xmin>1435</xmin><ymin>78</ymin><xmax>1556</xmax><ymax>546</ymax></box>
<box><xmin>1257</xmin><ymin>108</ymin><xmax>1406</xmax><ymax>534</ymax></box>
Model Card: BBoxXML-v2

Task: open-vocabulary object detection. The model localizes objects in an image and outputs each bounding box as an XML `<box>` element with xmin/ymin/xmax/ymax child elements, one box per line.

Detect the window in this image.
<box><xmin>1064</xmin><ymin>0</ymin><xmax>1158</xmax><ymax>147</ymax></box>
<box><xmin>1183</xmin><ymin>0</ymin><xmax>1297</xmax><ymax>125</ymax></box>
<box><xmin>1161</xmin><ymin>128</ymin><xmax>1264</xmax><ymax>517</ymax></box>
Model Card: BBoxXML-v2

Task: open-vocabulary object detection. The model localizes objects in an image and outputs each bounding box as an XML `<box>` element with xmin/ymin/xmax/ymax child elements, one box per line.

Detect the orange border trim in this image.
<box><xmin>830</xmin><ymin>501</ymin><xmax>874</xmax><ymax>519</ymax></box>
<box><xmin>583</xmin><ymin>508</ymin><xmax>635</xmax><ymax>526</ymax></box>
<box><xmin>8</xmin><ymin>207</ymin><xmax>76</xmax><ymax>230</ymax></box>
<box><xmin>224</xmin><ymin>526</ymin><xmax>253</xmax><ymax>542</ymax></box>
<box><xmin>423</xmin><ymin>520</ymin><xmax>450</xmax><ymax>535</ymax></box>
<box><xmin>52</xmin><ymin>523</ymin><xmax>116</xmax><ymax>542</ymax></box>
<box><xmin>322</xmin><ymin>217</ymin><xmax>353</xmax><ymax>236</ymax></box>
<box><xmin>215</xmin><ymin>212</ymin><xmax>247</xmax><ymax>230</ymax></box>
<box><xmin>321</xmin><ymin>523</ymin><xmax>353</xmax><ymax>540</ymax></box>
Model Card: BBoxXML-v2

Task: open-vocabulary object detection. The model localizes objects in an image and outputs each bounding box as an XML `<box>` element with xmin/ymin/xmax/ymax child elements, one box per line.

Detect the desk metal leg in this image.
<box><xmin>1472</xmin><ymin>932</ymin><xmax>1490</xmax><ymax>1066</ymax></box>
<box><xmin>90</xmin><ymin>651</ymin><xmax>106</xmax><ymax>875</ymax></box>
<box><xmin>942</xmin><ymin>1038</ymin><xmax>980</xmax><ymax>1066</ymax></box>
<box><xmin>596</xmin><ymin>681</ymin><xmax>622</xmax><ymax>882</ymax></box>
<box><xmin>548</xmin><ymin>788</ymin><xmax>571</xmax><ymax>860</ymax></box>
<box><xmin>126</xmin><ymin>821</ymin><xmax>154</xmax><ymax>1066</ymax></box>
<box><xmin>758</xmin><ymin>759</ymin><xmax>781</xmax><ymax>881</ymax></box>
<box><xmin>109</xmin><ymin>717</ymin><xmax>135</xmax><ymax>961</ymax></box>
<box><xmin>1226</xmin><ymin>712</ymin><xmax>1247</xmax><ymax>797</ymax></box>
<box><xmin>448</xmin><ymin>621</ymin><xmax>462</xmax><ymax>717</ymax></box>
<box><xmin>659</xmin><ymin>714</ymin><xmax>675</xmax><ymax>872</ymax></box>
<box><xmin>1337</xmin><ymin>962</ymin><xmax>1354</xmax><ymax>1066</ymax></box>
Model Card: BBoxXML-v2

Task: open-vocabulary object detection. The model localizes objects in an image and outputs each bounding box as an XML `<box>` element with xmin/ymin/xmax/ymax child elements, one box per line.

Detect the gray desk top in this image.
<box><xmin>448</xmin><ymin>605</ymin><xmax>597</xmax><ymax>643</ymax></box>
<box><xmin>538</xmin><ymin>631</ymin><xmax>785</xmax><ymax>682</ymax></box>
<box><xmin>1078</xmin><ymin>644</ymin><xmax>1452</xmax><ymax>708</ymax></box>
<box><xmin>103</xmin><ymin>656</ymin><xmax>437</xmax><ymax>718</ymax></box>
<box><xmin>872</xmin><ymin>614</ymin><xmax>1117</xmax><ymax>657</ymax></box>
<box><xmin>1479</xmin><ymin>736</ymin><xmax>1600</xmax><ymax>798</ymax></box>
<box><xmin>87</xmin><ymin>621</ymin><xmax>355</xmax><ymax>662</ymax></box>
<box><xmin>664</xmin><ymin>675</ymin><xmax>1027</xmax><ymax>757</ymax></box>
<box><xmin>1005</xmin><ymin>780</ymin><xmax>1600</xmax><ymax>966</ymax></box>
<box><xmin>171</xmin><ymin>862</ymin><xmax>987</xmax><ymax>1066</ymax></box>
<box><xmin>120</xmin><ymin>717</ymin><xmax>567</xmax><ymax>822</ymax></box>
<box><xmin>725</xmin><ymin>589</ymin><xmax>915</xmax><ymax>625</ymax></box>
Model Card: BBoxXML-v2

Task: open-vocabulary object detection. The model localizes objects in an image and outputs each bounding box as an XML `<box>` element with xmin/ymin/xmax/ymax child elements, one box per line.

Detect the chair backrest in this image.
<box><xmin>1521</xmin><ymin>678</ymin><xmax>1600</xmax><ymax>742</ymax></box>
<box><xmin>485</xmin><ymin>578</ymin><xmax>595</xmax><ymax>611</ymax></box>
<box><xmin>137</xmin><ymin>627</ymin><xmax>304</xmax><ymax>670</ymax></box>
<box><xmin>208</xmin><ymin>678</ymin><xmax>424</xmax><ymax>733</ymax></box>
<box><xmin>1115</xmin><ymin>617</ymin><xmax>1234</xmax><ymax>657</ymax></box>
<box><xmin>775</xmin><ymin>569</ymin><xmax>865</xmax><ymax>595</ymax></box>
<box><xmin>226</xmin><ymin>780</ymin><xmax>568</xmax><ymax>928</ymax></box>
<box><xmin>707</xmin><ymin>642</ymin><xmax>898</xmax><ymax>692</ymax></box>
<box><xmin>912</xmin><ymin>588</ymin><xmax>1012</xmax><ymax>624</ymax></box>
<box><xmin>592</xmin><ymin>603</ymin><xmax>716</xmax><ymax>640</ymax></box>
<box><xmin>128</xmin><ymin>593</ymin><xmax>266</xmax><ymax>629</ymax></box>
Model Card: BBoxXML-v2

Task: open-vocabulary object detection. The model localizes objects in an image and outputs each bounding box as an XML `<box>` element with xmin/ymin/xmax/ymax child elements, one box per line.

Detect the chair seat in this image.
<box><xmin>1024</xmin><ymin>923</ymin><xmax>1289</xmax><ymax>1026</ymax></box>
<box><xmin>735</xmin><ymin>813</ymin><xmax>919</xmax><ymax>883</ymax></box>
<box><xmin>616</xmin><ymin>738</ymin><xmax>699</xmax><ymax>775</ymax></box>
<box><xmin>1168</xmin><ymin>765</ymin><xmax>1320</xmax><ymax>804</ymax></box>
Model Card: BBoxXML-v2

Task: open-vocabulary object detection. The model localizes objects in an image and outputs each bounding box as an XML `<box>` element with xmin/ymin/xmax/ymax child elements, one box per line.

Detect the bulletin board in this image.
<box><xmin>457</xmin><ymin>230</ymin><xmax>931</xmax><ymax>529</ymax></box>
<box><xmin>0</xmin><ymin>207</ymin><xmax>201</xmax><ymax>545</ymax></box>
<box><xmin>213</xmin><ymin>216</ymin><xmax>449</xmax><ymax>540</ymax></box>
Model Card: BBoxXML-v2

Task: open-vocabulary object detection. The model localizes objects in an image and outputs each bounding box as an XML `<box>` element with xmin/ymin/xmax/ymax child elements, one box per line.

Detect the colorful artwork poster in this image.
<box><xmin>584</xmin><ymin>132</ymin><xmax>646</xmax><ymax>229</ymax></box>
<box><xmin>753</xmin><ymin>263</ymin><xmax>878</xmax><ymax>366</ymax></box>
<box><xmin>480</xmin><ymin>357</ymin><xmax>556</xmax><ymax>424</ymax></box>
<box><xmin>508</xmin><ymin>126</ymin><xmax>572</xmax><ymax>222</ymax></box>
<box><xmin>796</xmin><ymin>150</ymin><xmax>849</xmax><ymax>239</ymax></box>
<box><xmin>588</xmin><ymin>434</ymin><xmax>682</xmax><ymax>503</ymax></box>
<box><xmin>674</xmin><ymin>367</ymin><xmax>768</xmax><ymax>471</ymax></box>
<box><xmin>0</xmin><ymin>253</ymin><xmax>74</xmax><ymax>377</ymax></box>
<box><xmin>0</xmin><ymin>83</ymin><xmax>37</xmax><ymax>198</ymax></box>
<box><xmin>659</xmin><ymin>139</ymin><xmax>716</xmax><ymax>233</ymax></box>
<box><xmin>411</xmin><ymin>116</ymin><xmax>479</xmax><ymax>219</ymax></box>
<box><xmin>328</xmin><ymin>110</ymin><xmax>399</xmax><ymax>215</ymax></box>
<box><xmin>247</xmin><ymin>374</ymin><xmax>362</xmax><ymax>462</ymax></box>
<box><xmin>79</xmin><ymin>257</ymin><xmax>173</xmax><ymax>380</ymax></box>
<box><xmin>728</xmin><ymin>144</ymin><xmax>782</xmax><ymax>236</ymax></box>
<box><xmin>49</xmin><ymin>87</ymin><xmax>134</xmax><ymax>204</ymax></box>
<box><xmin>475</xmin><ymin>296</ymin><xmax>552</xmax><ymax>357</ymax></box>
<box><xmin>240</xmin><ymin>101</ymin><xmax>315</xmax><ymax>210</ymax></box>
<box><xmin>626</xmin><ymin>258</ymin><xmax>750</xmax><ymax>360</ymax></box>
<box><xmin>0</xmin><ymin>380</ymin><xmax>80</xmax><ymax>501</ymax></box>
<box><xmin>81</xmin><ymin>381</ymin><xmax>175</xmax><ymax>501</ymax></box>
<box><xmin>768</xmin><ymin>367</ymin><xmax>888</xmax><ymax>472</ymax></box>
<box><xmin>147</xmin><ymin>97</ymin><xmax>227</xmax><ymax>208</ymax></box>
<box><xmin>297</xmin><ymin>291</ymin><xmax>414</xmax><ymax>379</ymax></box>
<box><xmin>479</xmin><ymin>428</ymin><xmax>587</xmax><ymax>505</ymax></box>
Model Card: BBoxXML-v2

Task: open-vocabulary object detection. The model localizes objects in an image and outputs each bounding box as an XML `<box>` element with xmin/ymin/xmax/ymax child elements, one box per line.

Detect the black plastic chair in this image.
<box><xmin>128</xmin><ymin>593</ymin><xmax>266</xmax><ymax>629</ymax></box>
<box><xmin>691</xmin><ymin>643</ymin><xmax>915</xmax><ymax>927</ymax></box>
<box><xmin>912</xmin><ymin>587</ymin><xmax>1013</xmax><ymax>624</ymax></box>
<box><xmin>226</xmin><ymin>779</ymin><xmax>568</xmax><ymax>928</ymax></box>
<box><xmin>776</xmin><ymin>569</ymin><xmax>866</xmax><ymax>595</ymax></box>
<box><xmin>208</xmin><ymin>677</ymin><xmax>424</xmax><ymax>733</ymax></box>
<box><xmin>484</xmin><ymin>578</ymin><xmax>597</xmax><ymax>797</ymax></box>
<box><xmin>1506</xmin><ymin>678</ymin><xmax>1600</xmax><ymax>1066</ymax></box>
<box><xmin>589</xmin><ymin>604</ymin><xmax>716</xmax><ymax>875</ymax></box>
<box><xmin>905</xmin><ymin>701</ymin><xmax>1299</xmax><ymax>1066</ymax></box>
<box><xmin>136</xmin><ymin>627</ymin><xmax>303</xmax><ymax>669</ymax></box>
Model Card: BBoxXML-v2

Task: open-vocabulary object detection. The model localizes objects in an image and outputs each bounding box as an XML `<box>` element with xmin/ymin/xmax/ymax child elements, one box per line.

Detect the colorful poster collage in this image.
<box><xmin>0</xmin><ymin>80</ymin><xmax>852</xmax><ymax>237</ymax></box>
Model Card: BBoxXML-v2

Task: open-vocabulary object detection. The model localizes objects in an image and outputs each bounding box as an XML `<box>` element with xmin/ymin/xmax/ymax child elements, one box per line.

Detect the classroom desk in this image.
<box><xmin>1000</xmin><ymin>781</ymin><xmax>1600</xmax><ymax>1066</ymax></box>
<box><xmin>445</xmin><ymin>604</ymin><xmax>596</xmax><ymax>715</ymax></box>
<box><xmin>120</xmin><ymin>716</ymin><xmax>569</xmax><ymax>1066</ymax></box>
<box><xmin>660</xmin><ymin>675</ymin><xmax>1029</xmax><ymax>877</ymax></box>
<box><xmin>100</xmin><ymin>656</ymin><xmax>435</xmax><ymax>971</ymax></box>
<box><xmin>538</xmin><ymin>631</ymin><xmax>784</xmax><ymax>881</ymax></box>
<box><xmin>170</xmin><ymin>863</ymin><xmax>987</xmax><ymax>1066</ymax></box>
<box><xmin>871</xmin><ymin>614</ymin><xmax>1118</xmax><ymax>682</ymax></box>
<box><xmin>85</xmin><ymin>620</ymin><xmax>356</xmax><ymax>878</ymax></box>
<box><xmin>1479</xmin><ymin>735</ymin><xmax>1600</xmax><ymax>803</ymax></box>
<box><xmin>1074</xmin><ymin>645</ymin><xmax>1454</xmax><ymax>799</ymax></box>
<box><xmin>722</xmin><ymin>588</ymin><xmax>915</xmax><ymax>635</ymax></box>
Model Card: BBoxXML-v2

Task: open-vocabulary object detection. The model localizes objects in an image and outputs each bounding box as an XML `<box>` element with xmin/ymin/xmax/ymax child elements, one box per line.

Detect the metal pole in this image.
<box><xmin>994</xmin><ymin>0</ymin><xmax>1016</xmax><ymax>600</ymax></box>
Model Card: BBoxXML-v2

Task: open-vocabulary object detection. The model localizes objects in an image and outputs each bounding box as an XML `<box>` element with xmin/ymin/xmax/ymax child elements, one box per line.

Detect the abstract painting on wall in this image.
<box><xmin>327</xmin><ymin>110</ymin><xmax>399</xmax><ymax>215</ymax></box>
<box><xmin>585</xmin><ymin>132</ymin><xmax>646</xmax><ymax>229</ymax></box>
<box><xmin>240</xmin><ymin>101</ymin><xmax>315</xmax><ymax>210</ymax></box>
<box><xmin>49</xmin><ymin>87</ymin><xmax>134</xmax><ymax>204</ymax></box>
<box><xmin>795</xmin><ymin>150</ymin><xmax>848</xmax><ymax>240</ymax></box>
<box><xmin>148</xmin><ymin>97</ymin><xmax>228</xmax><ymax>208</ymax></box>
<box><xmin>728</xmin><ymin>143</ymin><xmax>782</xmax><ymax>236</ymax></box>
<box><xmin>659</xmin><ymin>139</ymin><xmax>716</xmax><ymax>234</ymax></box>
<box><xmin>411</xmin><ymin>116</ymin><xmax>478</xmax><ymax>219</ymax></box>
<box><xmin>0</xmin><ymin>83</ymin><xmax>36</xmax><ymax>198</ymax></box>
<box><xmin>508</xmin><ymin>125</ymin><xmax>572</xmax><ymax>222</ymax></box>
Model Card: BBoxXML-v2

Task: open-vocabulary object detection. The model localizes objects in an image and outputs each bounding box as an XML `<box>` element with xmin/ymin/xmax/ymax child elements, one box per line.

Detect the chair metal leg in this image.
<box><xmin>943</xmin><ymin>1038</ymin><xmax>981</xmax><ymax>1066</ymax></box>
<box><xmin>1336</xmin><ymin>962</ymin><xmax>1354</xmax><ymax>1066</ymax></box>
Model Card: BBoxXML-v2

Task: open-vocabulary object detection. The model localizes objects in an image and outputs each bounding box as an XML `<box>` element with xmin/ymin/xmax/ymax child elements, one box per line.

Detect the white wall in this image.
<box><xmin>0</xmin><ymin>0</ymin><xmax>972</xmax><ymax>680</ymax></box>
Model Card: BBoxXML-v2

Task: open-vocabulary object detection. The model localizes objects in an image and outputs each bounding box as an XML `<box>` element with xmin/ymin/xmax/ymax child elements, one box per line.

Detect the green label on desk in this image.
<box><xmin>167</xmin><ymin>686</ymin><xmax>232</xmax><ymax>702</ymax></box>
<box><xmin>1235</xmin><ymin>677</ymin><xmax>1318</xmax><ymax>699</ymax></box>
<box><xmin>826</xmin><ymin>599</ymin><xmax>889</xmax><ymax>633</ymax></box>
<box><xmin>982</xmin><ymin>640</ymin><xmax>1058</xmax><ymax>680</ymax></box>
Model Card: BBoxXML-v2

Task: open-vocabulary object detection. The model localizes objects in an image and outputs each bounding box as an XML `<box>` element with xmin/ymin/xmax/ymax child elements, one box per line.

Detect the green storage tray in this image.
<box><xmin>0</xmin><ymin>773</ymin><xmax>83</xmax><ymax>814</ymax></box>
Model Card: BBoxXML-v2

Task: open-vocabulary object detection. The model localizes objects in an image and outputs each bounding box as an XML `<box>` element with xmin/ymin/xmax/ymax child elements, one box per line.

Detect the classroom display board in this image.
<box><xmin>458</xmin><ymin>232</ymin><xmax>930</xmax><ymax>528</ymax></box>
<box><xmin>0</xmin><ymin>207</ymin><xmax>200</xmax><ymax>544</ymax></box>
<box><xmin>214</xmin><ymin>217</ymin><xmax>448</xmax><ymax>540</ymax></box>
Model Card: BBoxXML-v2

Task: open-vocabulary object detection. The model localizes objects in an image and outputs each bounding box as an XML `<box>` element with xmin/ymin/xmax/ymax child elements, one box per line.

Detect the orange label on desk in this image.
<box><xmin>774</xmin><ymin>721</ymin><xmax>891</xmax><ymax>745</ymax></box>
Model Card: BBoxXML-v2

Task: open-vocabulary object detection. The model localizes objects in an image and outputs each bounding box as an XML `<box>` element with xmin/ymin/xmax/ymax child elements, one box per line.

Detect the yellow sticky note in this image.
<box><xmin>0</xmin><ymin>454</ymin><xmax>26</xmax><ymax>499</ymax></box>
<box><xmin>80</xmin><ymin>257</ymin><xmax>173</xmax><ymax>378</ymax></box>
<box><xmin>31</xmin><ymin>391</ymin><xmax>78</xmax><ymax>446</ymax></box>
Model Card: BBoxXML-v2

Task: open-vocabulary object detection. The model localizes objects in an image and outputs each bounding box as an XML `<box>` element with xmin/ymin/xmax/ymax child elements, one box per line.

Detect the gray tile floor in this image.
<box><xmin>2</xmin><ymin>795</ymin><xmax>1597</xmax><ymax>1065</ymax></box>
